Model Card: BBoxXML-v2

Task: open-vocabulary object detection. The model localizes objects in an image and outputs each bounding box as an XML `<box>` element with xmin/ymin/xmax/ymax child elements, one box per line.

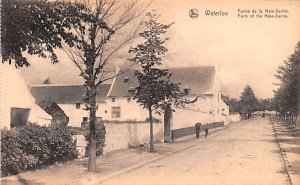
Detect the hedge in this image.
<box><xmin>1</xmin><ymin>123</ymin><xmax>78</xmax><ymax>177</ymax></box>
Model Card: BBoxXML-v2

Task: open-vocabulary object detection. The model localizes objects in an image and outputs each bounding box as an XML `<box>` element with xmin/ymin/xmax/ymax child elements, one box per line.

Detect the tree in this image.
<box><xmin>129</xmin><ymin>12</ymin><xmax>183</xmax><ymax>152</ymax></box>
<box><xmin>1</xmin><ymin>0</ymin><xmax>70</xmax><ymax>66</ymax></box>
<box><xmin>273</xmin><ymin>41</ymin><xmax>300</xmax><ymax>124</ymax></box>
<box><xmin>257</xmin><ymin>98</ymin><xmax>272</xmax><ymax>112</ymax></box>
<box><xmin>221</xmin><ymin>95</ymin><xmax>240</xmax><ymax>114</ymax></box>
<box><xmin>297</xmin><ymin>65</ymin><xmax>300</xmax><ymax>128</ymax></box>
<box><xmin>2</xmin><ymin>0</ymin><xmax>148</xmax><ymax>172</ymax></box>
<box><xmin>239</xmin><ymin>85</ymin><xmax>258</xmax><ymax>119</ymax></box>
<box><xmin>50</xmin><ymin>0</ymin><xmax>147</xmax><ymax>171</ymax></box>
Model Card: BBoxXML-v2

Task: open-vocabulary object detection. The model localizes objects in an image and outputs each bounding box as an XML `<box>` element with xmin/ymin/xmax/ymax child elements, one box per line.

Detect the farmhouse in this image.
<box><xmin>30</xmin><ymin>84</ymin><xmax>111</xmax><ymax>127</ymax></box>
<box><xmin>1</xmin><ymin>64</ymin><xmax>51</xmax><ymax>129</ymax></box>
<box><xmin>29</xmin><ymin>65</ymin><xmax>229</xmax><ymax>133</ymax></box>
<box><xmin>106</xmin><ymin>65</ymin><xmax>229</xmax><ymax>127</ymax></box>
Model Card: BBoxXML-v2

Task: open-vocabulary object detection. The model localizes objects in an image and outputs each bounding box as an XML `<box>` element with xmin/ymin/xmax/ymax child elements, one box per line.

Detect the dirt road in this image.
<box><xmin>100</xmin><ymin>117</ymin><xmax>290</xmax><ymax>185</ymax></box>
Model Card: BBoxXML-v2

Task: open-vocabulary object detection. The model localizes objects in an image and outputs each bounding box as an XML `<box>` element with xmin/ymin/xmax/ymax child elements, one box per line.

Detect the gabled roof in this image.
<box><xmin>30</xmin><ymin>84</ymin><xmax>111</xmax><ymax>104</ymax></box>
<box><xmin>168</xmin><ymin>66</ymin><xmax>215</xmax><ymax>95</ymax></box>
<box><xmin>108</xmin><ymin>65</ymin><xmax>216</xmax><ymax>97</ymax></box>
<box><xmin>108</xmin><ymin>69</ymin><xmax>139</xmax><ymax>97</ymax></box>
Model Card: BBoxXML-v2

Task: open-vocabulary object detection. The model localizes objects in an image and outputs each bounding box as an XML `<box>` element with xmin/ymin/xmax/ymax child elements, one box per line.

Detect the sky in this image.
<box><xmin>19</xmin><ymin>0</ymin><xmax>300</xmax><ymax>99</ymax></box>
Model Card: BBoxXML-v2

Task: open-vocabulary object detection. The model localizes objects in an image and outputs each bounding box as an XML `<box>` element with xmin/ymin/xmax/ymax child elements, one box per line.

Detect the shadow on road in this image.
<box><xmin>1</xmin><ymin>175</ymin><xmax>43</xmax><ymax>185</ymax></box>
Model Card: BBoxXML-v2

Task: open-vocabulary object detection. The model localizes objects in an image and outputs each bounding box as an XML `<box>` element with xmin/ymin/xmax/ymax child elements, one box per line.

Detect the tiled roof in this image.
<box><xmin>30</xmin><ymin>84</ymin><xmax>111</xmax><ymax>104</ymax></box>
<box><xmin>108</xmin><ymin>66</ymin><xmax>216</xmax><ymax>97</ymax></box>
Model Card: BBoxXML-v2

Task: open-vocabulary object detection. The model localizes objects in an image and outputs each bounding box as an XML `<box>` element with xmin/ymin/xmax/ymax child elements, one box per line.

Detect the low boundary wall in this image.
<box><xmin>104</xmin><ymin>121</ymin><xmax>163</xmax><ymax>154</ymax></box>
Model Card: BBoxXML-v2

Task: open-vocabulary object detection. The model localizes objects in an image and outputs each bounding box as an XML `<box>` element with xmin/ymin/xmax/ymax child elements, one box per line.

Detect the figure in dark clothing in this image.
<box><xmin>204</xmin><ymin>128</ymin><xmax>209</xmax><ymax>138</ymax></box>
<box><xmin>195</xmin><ymin>122</ymin><xmax>201</xmax><ymax>139</ymax></box>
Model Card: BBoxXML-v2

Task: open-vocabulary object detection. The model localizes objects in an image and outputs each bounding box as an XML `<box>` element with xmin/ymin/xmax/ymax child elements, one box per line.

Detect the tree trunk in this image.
<box><xmin>149</xmin><ymin>107</ymin><xmax>154</xmax><ymax>152</ymax></box>
<box><xmin>164</xmin><ymin>104</ymin><xmax>172</xmax><ymax>143</ymax></box>
<box><xmin>88</xmin><ymin>86</ymin><xmax>97</xmax><ymax>172</ymax></box>
<box><xmin>296</xmin><ymin>64</ymin><xmax>300</xmax><ymax>129</ymax></box>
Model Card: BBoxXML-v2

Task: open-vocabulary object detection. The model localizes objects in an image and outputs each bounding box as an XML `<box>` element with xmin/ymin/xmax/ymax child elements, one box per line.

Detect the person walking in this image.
<box><xmin>195</xmin><ymin>122</ymin><xmax>201</xmax><ymax>139</ymax></box>
<box><xmin>204</xmin><ymin>127</ymin><xmax>209</xmax><ymax>138</ymax></box>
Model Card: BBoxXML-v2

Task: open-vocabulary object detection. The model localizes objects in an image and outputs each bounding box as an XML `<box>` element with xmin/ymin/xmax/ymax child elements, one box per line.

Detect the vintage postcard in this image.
<box><xmin>1</xmin><ymin>0</ymin><xmax>300</xmax><ymax>185</ymax></box>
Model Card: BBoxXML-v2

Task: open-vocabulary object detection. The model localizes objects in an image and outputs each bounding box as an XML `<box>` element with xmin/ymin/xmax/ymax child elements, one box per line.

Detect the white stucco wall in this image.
<box><xmin>103</xmin><ymin>97</ymin><xmax>158</xmax><ymax>122</ymax></box>
<box><xmin>171</xmin><ymin>96</ymin><xmax>213</xmax><ymax>129</ymax></box>
<box><xmin>1</xmin><ymin>64</ymin><xmax>51</xmax><ymax>129</ymax></box>
<box><xmin>73</xmin><ymin>121</ymin><xmax>163</xmax><ymax>157</ymax></box>
<box><xmin>103</xmin><ymin>94</ymin><xmax>228</xmax><ymax>130</ymax></box>
<box><xmin>228</xmin><ymin>114</ymin><xmax>241</xmax><ymax>123</ymax></box>
<box><xmin>58</xmin><ymin>103</ymin><xmax>108</xmax><ymax>127</ymax></box>
<box><xmin>104</xmin><ymin>121</ymin><xmax>163</xmax><ymax>154</ymax></box>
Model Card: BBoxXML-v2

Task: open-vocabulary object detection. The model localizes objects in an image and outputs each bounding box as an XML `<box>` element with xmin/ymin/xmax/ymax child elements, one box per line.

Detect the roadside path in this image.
<box><xmin>99</xmin><ymin>117</ymin><xmax>290</xmax><ymax>185</ymax></box>
<box><xmin>1</xmin><ymin>117</ymin><xmax>290</xmax><ymax>185</ymax></box>
<box><xmin>1</xmin><ymin>124</ymin><xmax>225</xmax><ymax>185</ymax></box>
<box><xmin>271</xmin><ymin>117</ymin><xmax>300</xmax><ymax>185</ymax></box>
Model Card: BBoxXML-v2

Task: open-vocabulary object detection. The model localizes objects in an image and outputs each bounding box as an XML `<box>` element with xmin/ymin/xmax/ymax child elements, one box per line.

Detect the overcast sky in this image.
<box><xmin>20</xmin><ymin>0</ymin><xmax>300</xmax><ymax>99</ymax></box>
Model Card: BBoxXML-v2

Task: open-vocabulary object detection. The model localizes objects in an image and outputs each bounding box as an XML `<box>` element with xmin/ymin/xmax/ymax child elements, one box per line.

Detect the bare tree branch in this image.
<box><xmin>61</xmin><ymin>43</ymin><xmax>88</xmax><ymax>80</ymax></box>
<box><xmin>95</xmin><ymin>62</ymin><xmax>138</xmax><ymax>86</ymax></box>
<box><xmin>93</xmin><ymin>25</ymin><xmax>141</xmax><ymax>80</ymax></box>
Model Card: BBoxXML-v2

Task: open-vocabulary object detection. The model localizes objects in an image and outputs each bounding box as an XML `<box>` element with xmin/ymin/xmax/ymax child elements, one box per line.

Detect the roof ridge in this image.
<box><xmin>116</xmin><ymin>65</ymin><xmax>216</xmax><ymax>71</ymax></box>
<box><xmin>30</xmin><ymin>83</ymin><xmax>111</xmax><ymax>87</ymax></box>
<box><xmin>167</xmin><ymin>65</ymin><xmax>215</xmax><ymax>70</ymax></box>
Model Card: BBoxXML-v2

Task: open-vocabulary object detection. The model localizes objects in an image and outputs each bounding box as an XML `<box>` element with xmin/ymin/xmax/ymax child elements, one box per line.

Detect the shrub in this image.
<box><xmin>85</xmin><ymin>122</ymin><xmax>106</xmax><ymax>157</ymax></box>
<box><xmin>1</xmin><ymin>129</ymin><xmax>38</xmax><ymax>176</ymax></box>
<box><xmin>1</xmin><ymin>123</ymin><xmax>77</xmax><ymax>176</ymax></box>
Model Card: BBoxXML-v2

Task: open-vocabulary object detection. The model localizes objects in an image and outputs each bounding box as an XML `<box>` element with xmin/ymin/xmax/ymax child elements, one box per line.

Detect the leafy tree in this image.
<box><xmin>273</xmin><ymin>41</ymin><xmax>300</xmax><ymax>124</ymax></box>
<box><xmin>129</xmin><ymin>12</ymin><xmax>182</xmax><ymax>152</ymax></box>
<box><xmin>239</xmin><ymin>85</ymin><xmax>258</xmax><ymax>119</ymax></box>
<box><xmin>221</xmin><ymin>95</ymin><xmax>240</xmax><ymax>114</ymax></box>
<box><xmin>2</xmin><ymin>0</ymin><xmax>147</xmax><ymax>172</ymax></box>
<box><xmin>257</xmin><ymin>98</ymin><xmax>272</xmax><ymax>112</ymax></box>
<box><xmin>1</xmin><ymin>0</ymin><xmax>71</xmax><ymax>66</ymax></box>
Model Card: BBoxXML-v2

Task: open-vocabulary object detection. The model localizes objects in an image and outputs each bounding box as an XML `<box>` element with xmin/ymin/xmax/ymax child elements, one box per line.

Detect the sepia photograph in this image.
<box><xmin>1</xmin><ymin>0</ymin><xmax>300</xmax><ymax>184</ymax></box>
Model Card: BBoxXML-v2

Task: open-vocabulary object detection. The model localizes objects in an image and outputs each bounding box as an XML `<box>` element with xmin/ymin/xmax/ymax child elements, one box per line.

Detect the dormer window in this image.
<box><xmin>184</xmin><ymin>85</ymin><xmax>190</xmax><ymax>95</ymax></box>
<box><xmin>124</xmin><ymin>76</ymin><xmax>129</xmax><ymax>83</ymax></box>
<box><xmin>128</xmin><ymin>86</ymin><xmax>135</xmax><ymax>95</ymax></box>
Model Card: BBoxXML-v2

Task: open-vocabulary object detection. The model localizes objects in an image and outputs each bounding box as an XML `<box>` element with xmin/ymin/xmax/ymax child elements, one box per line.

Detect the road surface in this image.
<box><xmin>99</xmin><ymin>117</ymin><xmax>290</xmax><ymax>185</ymax></box>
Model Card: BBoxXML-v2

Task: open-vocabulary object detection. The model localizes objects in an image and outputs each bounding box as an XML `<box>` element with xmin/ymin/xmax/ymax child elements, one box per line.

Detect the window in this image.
<box><xmin>111</xmin><ymin>98</ymin><xmax>116</xmax><ymax>102</ymax></box>
<box><xmin>128</xmin><ymin>87</ymin><xmax>135</xmax><ymax>95</ymax></box>
<box><xmin>184</xmin><ymin>88</ymin><xmax>190</xmax><ymax>95</ymax></box>
<box><xmin>82</xmin><ymin>117</ymin><xmax>88</xmax><ymax>122</ymax></box>
<box><xmin>127</xmin><ymin>97</ymin><xmax>131</xmax><ymax>102</ymax></box>
<box><xmin>76</xmin><ymin>103</ymin><xmax>81</xmax><ymax>109</ymax></box>
<box><xmin>124</xmin><ymin>76</ymin><xmax>129</xmax><ymax>83</ymax></box>
<box><xmin>81</xmin><ymin>117</ymin><xmax>88</xmax><ymax>127</ymax></box>
<box><xmin>112</xmin><ymin>107</ymin><xmax>121</xmax><ymax>118</ymax></box>
<box><xmin>183</xmin><ymin>85</ymin><xmax>190</xmax><ymax>95</ymax></box>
